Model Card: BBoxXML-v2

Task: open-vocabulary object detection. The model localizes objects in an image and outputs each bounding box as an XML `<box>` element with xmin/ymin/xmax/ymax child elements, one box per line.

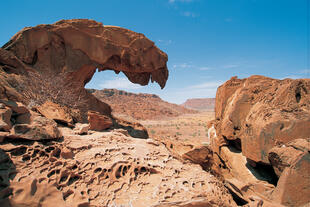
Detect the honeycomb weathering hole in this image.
<box><xmin>295</xmin><ymin>91</ymin><xmax>301</xmax><ymax>103</ymax></box>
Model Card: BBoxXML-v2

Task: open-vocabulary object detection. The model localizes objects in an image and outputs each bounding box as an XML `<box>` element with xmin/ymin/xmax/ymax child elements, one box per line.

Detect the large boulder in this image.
<box><xmin>271</xmin><ymin>148</ymin><xmax>310</xmax><ymax>206</ymax></box>
<box><xmin>0</xmin><ymin>100</ymin><xmax>29</xmax><ymax>115</ymax></box>
<box><xmin>0</xmin><ymin>19</ymin><xmax>168</xmax><ymax>122</ymax></box>
<box><xmin>114</xmin><ymin>117</ymin><xmax>149</xmax><ymax>138</ymax></box>
<box><xmin>87</xmin><ymin>111</ymin><xmax>112</xmax><ymax>131</ymax></box>
<box><xmin>215</xmin><ymin>75</ymin><xmax>310</xmax><ymax>164</ymax></box>
<box><xmin>0</xmin><ymin>107</ymin><xmax>12</xmax><ymax>132</ymax></box>
<box><xmin>268</xmin><ymin>138</ymin><xmax>310</xmax><ymax>177</ymax></box>
<box><xmin>36</xmin><ymin>101</ymin><xmax>73</xmax><ymax>126</ymax></box>
<box><xmin>9</xmin><ymin>111</ymin><xmax>62</xmax><ymax>140</ymax></box>
<box><xmin>211</xmin><ymin>76</ymin><xmax>310</xmax><ymax>206</ymax></box>
<box><xmin>0</xmin><ymin>100</ymin><xmax>62</xmax><ymax>141</ymax></box>
<box><xmin>267</xmin><ymin>138</ymin><xmax>310</xmax><ymax>206</ymax></box>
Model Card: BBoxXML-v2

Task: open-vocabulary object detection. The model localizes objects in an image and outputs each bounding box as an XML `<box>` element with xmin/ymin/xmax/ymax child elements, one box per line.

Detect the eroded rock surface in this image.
<box><xmin>36</xmin><ymin>101</ymin><xmax>74</xmax><ymax>126</ymax></box>
<box><xmin>269</xmin><ymin>139</ymin><xmax>310</xmax><ymax>206</ymax></box>
<box><xmin>215</xmin><ymin>75</ymin><xmax>310</xmax><ymax>164</ymax></box>
<box><xmin>211</xmin><ymin>75</ymin><xmax>310</xmax><ymax>206</ymax></box>
<box><xmin>0</xmin><ymin>128</ymin><xmax>235</xmax><ymax>207</ymax></box>
<box><xmin>0</xmin><ymin>100</ymin><xmax>61</xmax><ymax>141</ymax></box>
<box><xmin>0</xmin><ymin>19</ymin><xmax>168</xmax><ymax>122</ymax></box>
<box><xmin>88</xmin><ymin>111</ymin><xmax>113</xmax><ymax>131</ymax></box>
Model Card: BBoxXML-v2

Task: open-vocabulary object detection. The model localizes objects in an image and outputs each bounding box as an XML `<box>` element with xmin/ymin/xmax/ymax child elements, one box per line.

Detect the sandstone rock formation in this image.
<box><xmin>211</xmin><ymin>75</ymin><xmax>310</xmax><ymax>206</ymax></box>
<box><xmin>0</xmin><ymin>127</ymin><xmax>236</xmax><ymax>207</ymax></box>
<box><xmin>36</xmin><ymin>101</ymin><xmax>74</xmax><ymax>126</ymax></box>
<box><xmin>89</xmin><ymin>89</ymin><xmax>196</xmax><ymax>120</ymax></box>
<box><xmin>269</xmin><ymin>139</ymin><xmax>310</xmax><ymax>206</ymax></box>
<box><xmin>114</xmin><ymin>117</ymin><xmax>149</xmax><ymax>138</ymax></box>
<box><xmin>268</xmin><ymin>138</ymin><xmax>310</xmax><ymax>177</ymax></box>
<box><xmin>215</xmin><ymin>75</ymin><xmax>310</xmax><ymax>164</ymax></box>
<box><xmin>0</xmin><ymin>100</ymin><xmax>61</xmax><ymax>141</ymax></box>
<box><xmin>0</xmin><ymin>19</ymin><xmax>238</xmax><ymax>207</ymax></box>
<box><xmin>181</xmin><ymin>98</ymin><xmax>215</xmax><ymax>111</ymax></box>
<box><xmin>0</xmin><ymin>19</ymin><xmax>168</xmax><ymax>122</ymax></box>
<box><xmin>1</xmin><ymin>179</ymin><xmax>67</xmax><ymax>207</ymax></box>
<box><xmin>87</xmin><ymin>111</ymin><xmax>113</xmax><ymax>131</ymax></box>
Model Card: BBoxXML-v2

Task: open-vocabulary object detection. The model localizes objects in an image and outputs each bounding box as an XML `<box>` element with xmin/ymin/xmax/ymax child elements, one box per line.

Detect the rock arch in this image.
<box><xmin>0</xmin><ymin>19</ymin><xmax>168</xmax><ymax>122</ymax></box>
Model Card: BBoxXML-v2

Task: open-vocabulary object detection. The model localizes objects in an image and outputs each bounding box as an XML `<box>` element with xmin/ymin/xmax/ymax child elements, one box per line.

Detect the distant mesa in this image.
<box><xmin>88</xmin><ymin>88</ymin><xmax>196</xmax><ymax>120</ymax></box>
<box><xmin>181</xmin><ymin>98</ymin><xmax>215</xmax><ymax>111</ymax></box>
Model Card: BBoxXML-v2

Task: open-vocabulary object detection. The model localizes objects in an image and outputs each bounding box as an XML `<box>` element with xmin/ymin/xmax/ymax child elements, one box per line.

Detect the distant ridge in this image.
<box><xmin>181</xmin><ymin>98</ymin><xmax>215</xmax><ymax>111</ymax></box>
<box><xmin>88</xmin><ymin>89</ymin><xmax>196</xmax><ymax>120</ymax></box>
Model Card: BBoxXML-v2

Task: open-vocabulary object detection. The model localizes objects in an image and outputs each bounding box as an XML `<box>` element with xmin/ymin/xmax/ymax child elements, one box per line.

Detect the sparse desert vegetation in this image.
<box><xmin>141</xmin><ymin>111</ymin><xmax>214</xmax><ymax>145</ymax></box>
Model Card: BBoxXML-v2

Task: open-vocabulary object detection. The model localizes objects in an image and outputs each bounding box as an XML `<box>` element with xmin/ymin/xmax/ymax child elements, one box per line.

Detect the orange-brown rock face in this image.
<box><xmin>0</xmin><ymin>128</ymin><xmax>235</xmax><ymax>207</ymax></box>
<box><xmin>0</xmin><ymin>100</ymin><xmax>61</xmax><ymax>141</ymax></box>
<box><xmin>36</xmin><ymin>101</ymin><xmax>74</xmax><ymax>126</ymax></box>
<box><xmin>87</xmin><ymin>111</ymin><xmax>113</xmax><ymax>131</ymax></box>
<box><xmin>215</xmin><ymin>75</ymin><xmax>310</xmax><ymax>164</ymax></box>
<box><xmin>0</xmin><ymin>19</ymin><xmax>168</xmax><ymax>121</ymax></box>
<box><xmin>211</xmin><ymin>75</ymin><xmax>310</xmax><ymax>206</ymax></box>
<box><xmin>269</xmin><ymin>139</ymin><xmax>310</xmax><ymax>206</ymax></box>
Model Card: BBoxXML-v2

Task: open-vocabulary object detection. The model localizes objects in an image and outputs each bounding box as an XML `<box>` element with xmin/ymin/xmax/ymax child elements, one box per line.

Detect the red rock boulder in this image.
<box><xmin>215</xmin><ymin>75</ymin><xmax>310</xmax><ymax>164</ymax></box>
<box><xmin>36</xmin><ymin>101</ymin><xmax>73</xmax><ymax>126</ymax></box>
<box><xmin>268</xmin><ymin>138</ymin><xmax>310</xmax><ymax>177</ymax></box>
<box><xmin>0</xmin><ymin>100</ymin><xmax>61</xmax><ymax>140</ymax></box>
<box><xmin>270</xmin><ymin>139</ymin><xmax>310</xmax><ymax>206</ymax></box>
<box><xmin>87</xmin><ymin>111</ymin><xmax>112</xmax><ymax>131</ymax></box>
<box><xmin>0</xmin><ymin>107</ymin><xmax>12</xmax><ymax>132</ymax></box>
<box><xmin>10</xmin><ymin>111</ymin><xmax>62</xmax><ymax>140</ymax></box>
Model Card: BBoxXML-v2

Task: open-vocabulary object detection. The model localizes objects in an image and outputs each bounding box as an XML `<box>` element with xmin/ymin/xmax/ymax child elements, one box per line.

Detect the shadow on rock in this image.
<box><xmin>0</xmin><ymin>149</ymin><xmax>16</xmax><ymax>203</ymax></box>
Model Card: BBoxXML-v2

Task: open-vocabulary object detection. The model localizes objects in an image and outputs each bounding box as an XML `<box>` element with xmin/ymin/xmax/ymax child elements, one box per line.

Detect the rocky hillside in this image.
<box><xmin>89</xmin><ymin>89</ymin><xmax>196</xmax><ymax>120</ymax></box>
<box><xmin>181</xmin><ymin>98</ymin><xmax>215</xmax><ymax>111</ymax></box>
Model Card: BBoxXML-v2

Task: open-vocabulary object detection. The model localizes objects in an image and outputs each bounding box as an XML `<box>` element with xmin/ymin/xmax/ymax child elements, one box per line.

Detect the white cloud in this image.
<box><xmin>181</xmin><ymin>11</ymin><xmax>198</xmax><ymax>18</ymax></box>
<box><xmin>199</xmin><ymin>67</ymin><xmax>211</xmax><ymax>71</ymax></box>
<box><xmin>280</xmin><ymin>75</ymin><xmax>303</xmax><ymax>80</ymax></box>
<box><xmin>188</xmin><ymin>81</ymin><xmax>224</xmax><ymax>89</ymax></box>
<box><xmin>99</xmin><ymin>77</ymin><xmax>143</xmax><ymax>90</ymax></box>
<box><xmin>169</xmin><ymin>0</ymin><xmax>194</xmax><ymax>3</ymax></box>
<box><xmin>279</xmin><ymin>69</ymin><xmax>310</xmax><ymax>80</ymax></box>
<box><xmin>158</xmin><ymin>39</ymin><xmax>173</xmax><ymax>45</ymax></box>
<box><xmin>298</xmin><ymin>69</ymin><xmax>310</xmax><ymax>74</ymax></box>
<box><xmin>172</xmin><ymin>63</ymin><xmax>212</xmax><ymax>71</ymax></box>
<box><xmin>172</xmin><ymin>63</ymin><xmax>193</xmax><ymax>69</ymax></box>
<box><xmin>222</xmin><ymin>64</ymin><xmax>239</xmax><ymax>69</ymax></box>
<box><xmin>169</xmin><ymin>80</ymin><xmax>224</xmax><ymax>103</ymax></box>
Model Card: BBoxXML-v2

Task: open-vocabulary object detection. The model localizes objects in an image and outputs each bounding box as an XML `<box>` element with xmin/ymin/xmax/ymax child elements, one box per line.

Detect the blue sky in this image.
<box><xmin>0</xmin><ymin>0</ymin><xmax>309</xmax><ymax>103</ymax></box>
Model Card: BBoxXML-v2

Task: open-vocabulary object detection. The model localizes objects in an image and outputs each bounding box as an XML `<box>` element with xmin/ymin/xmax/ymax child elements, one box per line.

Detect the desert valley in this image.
<box><xmin>0</xmin><ymin>18</ymin><xmax>309</xmax><ymax>207</ymax></box>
